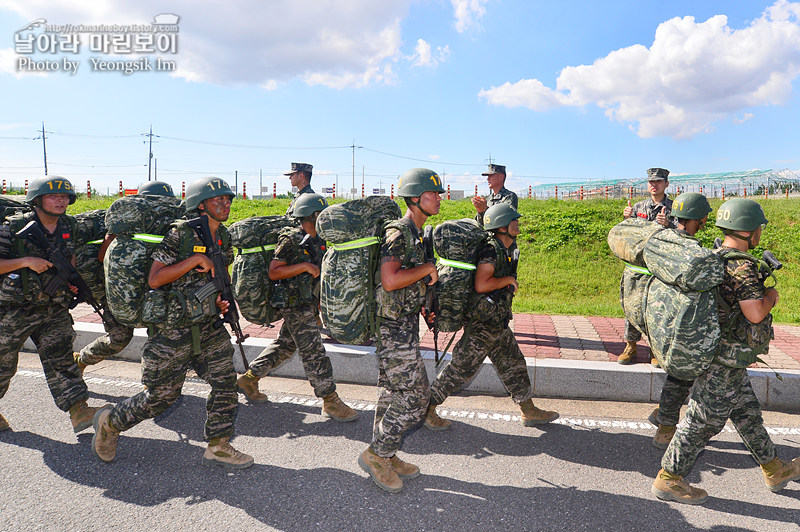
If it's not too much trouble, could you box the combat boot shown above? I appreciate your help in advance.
[519,399,559,426]
[424,403,451,431]
[0,412,9,432]
[73,351,87,376]
[651,469,708,505]
[203,437,254,469]
[236,372,269,403]
[652,425,677,450]
[92,405,119,462]
[390,454,420,479]
[617,341,638,364]
[69,399,99,433]
[651,356,660,367]
[648,407,660,426]
[358,447,403,493]
[321,392,358,422]
[761,457,800,492]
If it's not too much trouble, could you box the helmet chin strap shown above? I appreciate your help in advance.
[34,198,61,218]
[199,203,227,223]
[726,231,754,248]
[409,198,433,217]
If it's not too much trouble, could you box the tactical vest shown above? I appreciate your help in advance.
[269,227,325,309]
[468,236,516,327]
[0,211,76,307]
[141,220,230,329]
[715,249,774,369]
[375,219,427,320]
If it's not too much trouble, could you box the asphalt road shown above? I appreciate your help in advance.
[1,355,799,532]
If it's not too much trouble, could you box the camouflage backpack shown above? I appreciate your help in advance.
[432,218,487,332]
[641,230,725,380]
[228,215,298,325]
[0,195,29,223]
[104,195,185,328]
[73,209,107,304]
[317,195,402,344]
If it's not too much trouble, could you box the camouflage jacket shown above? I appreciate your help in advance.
[150,219,233,327]
[0,211,76,307]
[476,187,518,226]
[285,185,316,217]
[630,197,675,228]
[270,226,326,308]
[714,247,773,367]
[375,217,427,320]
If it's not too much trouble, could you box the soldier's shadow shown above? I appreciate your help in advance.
[3,429,775,531]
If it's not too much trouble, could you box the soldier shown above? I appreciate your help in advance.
[74,181,174,373]
[646,192,711,449]
[652,198,800,505]
[358,168,443,493]
[0,176,99,433]
[236,193,358,421]
[284,162,315,217]
[425,204,558,431]
[472,163,517,227]
[92,177,253,469]
[618,167,673,365]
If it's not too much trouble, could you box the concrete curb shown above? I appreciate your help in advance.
[32,322,800,411]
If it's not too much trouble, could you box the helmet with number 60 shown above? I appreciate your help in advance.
[715,198,768,232]
[396,168,445,197]
[25,176,77,205]
[184,176,235,211]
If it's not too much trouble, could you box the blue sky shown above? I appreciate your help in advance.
[0,0,799,197]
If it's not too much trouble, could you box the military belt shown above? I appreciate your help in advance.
[437,258,476,270]
[329,237,380,251]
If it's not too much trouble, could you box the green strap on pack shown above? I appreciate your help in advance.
[238,244,277,255]
[191,324,201,355]
[625,262,652,275]
[329,237,380,251]
[438,258,477,271]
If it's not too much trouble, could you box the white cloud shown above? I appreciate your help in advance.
[451,0,487,33]
[410,39,451,67]
[0,0,413,88]
[734,112,755,124]
[479,1,800,138]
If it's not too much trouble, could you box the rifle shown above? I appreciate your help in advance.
[299,233,322,267]
[421,225,441,363]
[16,219,105,320]
[186,215,250,367]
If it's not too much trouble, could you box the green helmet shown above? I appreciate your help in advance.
[396,168,445,197]
[484,203,521,230]
[715,198,768,232]
[184,176,234,211]
[137,180,174,197]
[669,192,711,221]
[25,176,77,205]
[292,193,328,218]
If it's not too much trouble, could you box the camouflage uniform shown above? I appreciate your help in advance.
[371,218,430,458]
[286,185,315,217]
[621,197,674,342]
[430,237,533,406]
[0,212,88,411]
[103,222,238,441]
[246,228,335,397]
[476,187,518,227]
[662,250,776,476]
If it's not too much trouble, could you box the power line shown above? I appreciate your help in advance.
[361,146,478,167]
[159,135,350,150]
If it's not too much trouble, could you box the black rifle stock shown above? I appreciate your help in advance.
[16,219,105,319]
[186,215,250,367]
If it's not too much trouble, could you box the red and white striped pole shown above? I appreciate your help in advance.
[475,184,478,197]
[580,186,584,201]
[242,182,247,200]
[629,186,633,200]
[390,184,393,200]
[333,183,336,199]
[181,182,185,199]
[605,186,609,200]
[554,186,558,200]
[722,187,726,201]
[528,185,532,198]
[87,180,91,199]
[447,184,451,200]
[273,182,276,199]
[2,180,5,195]
[119,181,123,197]
[24,179,28,195]
[361,183,364,199]
[764,186,768,199]
[743,187,747,198]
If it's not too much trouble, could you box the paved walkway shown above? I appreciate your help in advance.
[71,304,800,370]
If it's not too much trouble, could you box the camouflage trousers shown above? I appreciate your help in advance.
[0,304,87,412]
[107,320,238,442]
[371,313,430,458]
[430,321,533,405]
[78,310,134,366]
[248,304,335,398]
[662,360,775,477]
[656,375,693,426]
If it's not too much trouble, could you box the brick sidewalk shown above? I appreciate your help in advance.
[71,304,800,370]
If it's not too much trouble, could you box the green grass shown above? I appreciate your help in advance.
[68,194,800,323]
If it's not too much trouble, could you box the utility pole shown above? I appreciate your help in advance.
[35,122,51,175]
[259,169,262,199]
[350,139,362,198]
[154,158,157,180]
[142,125,159,181]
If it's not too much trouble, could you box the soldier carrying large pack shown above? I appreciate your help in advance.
[0,176,100,434]
[236,193,358,421]
[425,203,559,431]
[92,176,253,469]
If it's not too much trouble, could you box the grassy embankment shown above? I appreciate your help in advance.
[69,195,800,324]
